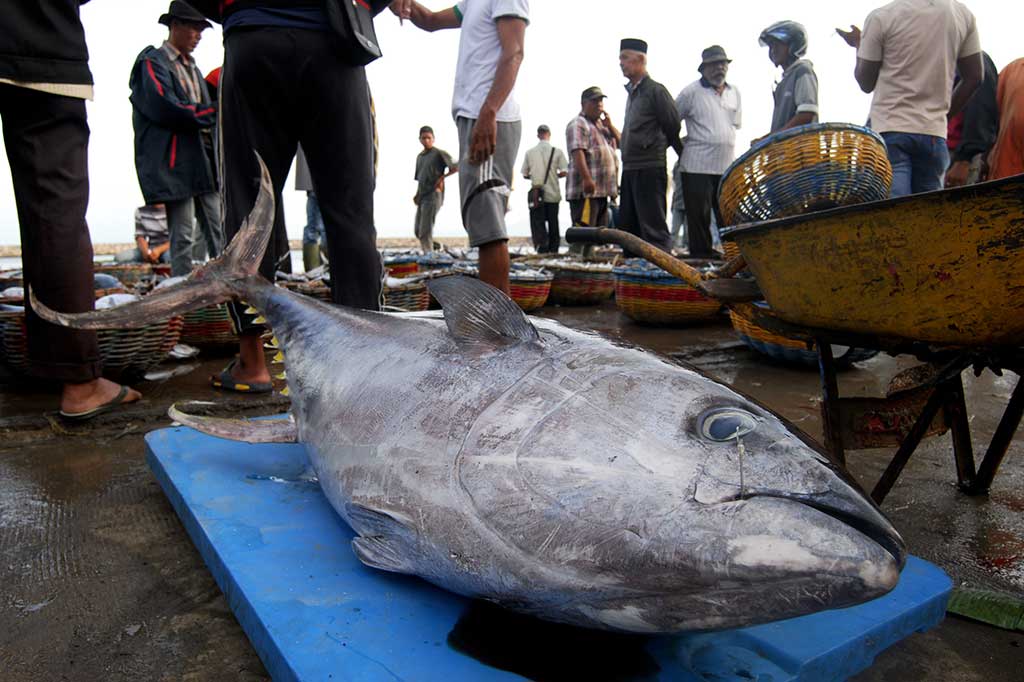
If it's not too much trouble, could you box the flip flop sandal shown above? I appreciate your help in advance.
[210,358,273,394]
[59,385,133,422]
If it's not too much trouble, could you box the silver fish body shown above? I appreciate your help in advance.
[263,284,904,633]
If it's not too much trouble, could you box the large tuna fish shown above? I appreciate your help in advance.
[33,162,905,633]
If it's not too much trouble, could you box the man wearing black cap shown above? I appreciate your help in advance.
[130,1,224,278]
[618,38,682,253]
[565,86,620,230]
[674,45,742,258]
[187,0,392,392]
[521,124,568,253]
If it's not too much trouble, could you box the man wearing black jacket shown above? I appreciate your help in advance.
[946,52,1000,187]
[130,2,225,277]
[0,0,141,418]
[189,0,394,393]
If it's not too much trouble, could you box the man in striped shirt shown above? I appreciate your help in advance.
[675,45,742,258]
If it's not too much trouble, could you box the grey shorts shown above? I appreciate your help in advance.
[456,116,522,247]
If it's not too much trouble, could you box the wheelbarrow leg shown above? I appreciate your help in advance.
[816,341,845,466]
[967,373,1024,495]
[944,372,977,492]
[871,383,949,504]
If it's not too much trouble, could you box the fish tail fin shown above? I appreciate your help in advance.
[29,153,275,330]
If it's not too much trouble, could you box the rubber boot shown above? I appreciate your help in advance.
[303,242,321,272]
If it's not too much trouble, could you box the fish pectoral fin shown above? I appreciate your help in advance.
[346,503,417,574]
[168,402,298,443]
[351,536,414,574]
[426,276,541,350]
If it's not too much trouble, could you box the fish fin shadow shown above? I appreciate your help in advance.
[426,275,541,350]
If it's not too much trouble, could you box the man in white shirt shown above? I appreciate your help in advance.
[837,0,983,197]
[675,45,742,258]
[393,0,529,294]
[521,124,568,253]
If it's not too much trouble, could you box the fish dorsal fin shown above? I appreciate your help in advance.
[426,276,541,349]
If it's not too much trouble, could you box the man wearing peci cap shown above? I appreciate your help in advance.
[521,124,568,253]
[565,86,620,229]
[675,45,742,258]
[618,38,682,253]
[129,2,225,278]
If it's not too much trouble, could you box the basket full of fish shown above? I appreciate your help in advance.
[35,164,908,634]
[613,259,721,325]
[533,258,615,306]
[452,262,553,312]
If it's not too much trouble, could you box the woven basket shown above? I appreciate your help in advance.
[416,254,456,270]
[730,303,877,367]
[180,304,238,347]
[451,264,553,312]
[0,309,182,377]
[383,255,419,278]
[613,261,721,325]
[93,263,154,287]
[383,280,430,312]
[718,123,892,226]
[535,260,615,306]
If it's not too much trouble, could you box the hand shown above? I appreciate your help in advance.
[469,111,497,165]
[945,160,970,188]
[583,177,597,197]
[836,25,861,48]
[434,177,445,193]
[144,250,158,264]
[413,194,419,206]
[389,0,413,22]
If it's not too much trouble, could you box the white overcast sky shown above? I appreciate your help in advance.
[0,0,1021,247]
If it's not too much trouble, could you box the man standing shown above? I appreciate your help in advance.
[129,1,224,278]
[189,0,389,392]
[414,126,458,252]
[988,57,1024,180]
[759,21,818,134]
[521,124,568,253]
[396,0,529,294]
[675,45,742,258]
[945,52,999,187]
[618,38,682,253]
[837,0,983,197]
[1,0,141,418]
[565,87,619,229]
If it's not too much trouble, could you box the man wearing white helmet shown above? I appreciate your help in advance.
[759,20,819,134]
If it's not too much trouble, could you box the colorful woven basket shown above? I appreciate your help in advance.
[613,261,721,325]
[452,263,553,312]
[534,259,615,306]
[730,303,877,367]
[416,253,457,270]
[717,123,892,226]
[180,304,238,347]
[0,309,182,377]
[383,280,430,312]
[382,254,419,278]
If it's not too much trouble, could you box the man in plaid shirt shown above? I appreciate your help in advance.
[565,86,620,227]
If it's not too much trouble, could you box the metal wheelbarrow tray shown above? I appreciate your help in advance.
[722,174,1024,348]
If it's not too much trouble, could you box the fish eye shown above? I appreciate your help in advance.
[699,408,759,442]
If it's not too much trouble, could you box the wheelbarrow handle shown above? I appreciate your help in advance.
[565,227,705,289]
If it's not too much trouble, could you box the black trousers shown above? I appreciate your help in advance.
[681,172,722,258]
[1,84,101,382]
[619,167,672,252]
[221,27,382,335]
[568,197,609,227]
[528,201,560,253]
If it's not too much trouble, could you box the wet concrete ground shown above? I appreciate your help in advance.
[1,302,1021,681]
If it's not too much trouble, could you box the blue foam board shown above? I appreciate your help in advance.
[146,426,952,682]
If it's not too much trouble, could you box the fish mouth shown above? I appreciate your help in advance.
[752,492,907,570]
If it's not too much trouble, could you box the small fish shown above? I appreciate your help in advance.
[31,156,904,633]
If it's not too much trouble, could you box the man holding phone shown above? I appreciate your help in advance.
[565,86,620,229]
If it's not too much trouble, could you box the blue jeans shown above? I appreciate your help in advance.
[881,132,949,198]
[303,191,325,246]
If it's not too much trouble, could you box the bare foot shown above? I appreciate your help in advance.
[61,378,142,415]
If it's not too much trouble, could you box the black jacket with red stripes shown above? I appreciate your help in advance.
[129,45,218,204]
